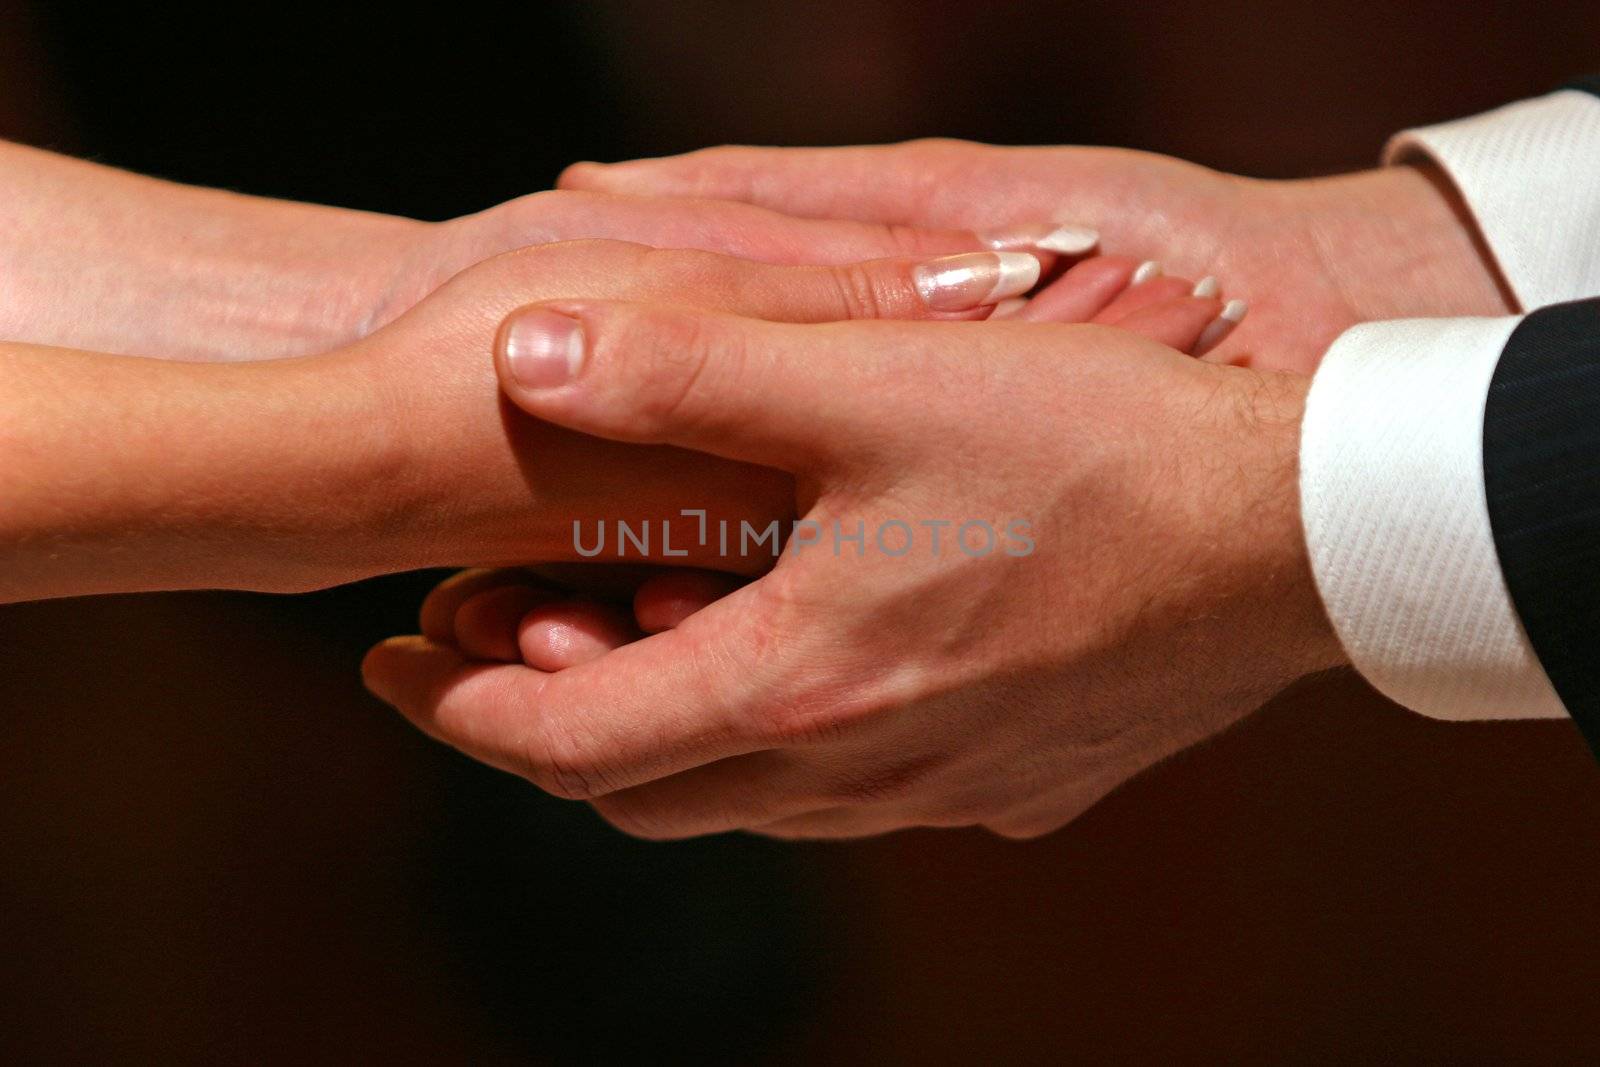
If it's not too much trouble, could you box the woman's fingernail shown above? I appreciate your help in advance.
[980,222,1099,255]
[912,252,1041,311]
[989,297,1029,319]
[499,308,585,390]
[1195,298,1249,353]
[1191,275,1219,298]
[1131,260,1162,286]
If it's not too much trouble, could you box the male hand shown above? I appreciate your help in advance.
[407,253,1236,667]
[560,140,1516,373]
[363,301,1348,840]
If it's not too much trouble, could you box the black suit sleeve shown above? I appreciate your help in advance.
[1562,74,1600,99]
[1483,299,1600,755]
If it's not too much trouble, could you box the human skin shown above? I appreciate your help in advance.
[421,254,1236,669]
[0,139,1073,364]
[0,240,1051,602]
[362,300,1348,841]
[365,140,1518,841]
[467,139,1514,671]
[557,139,1517,373]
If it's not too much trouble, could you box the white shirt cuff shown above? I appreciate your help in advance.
[1300,317,1567,720]
[1386,89,1600,311]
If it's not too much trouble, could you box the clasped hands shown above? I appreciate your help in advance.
[341,142,1507,839]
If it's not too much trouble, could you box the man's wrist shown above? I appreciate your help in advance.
[1294,164,1515,324]
[1227,368,1348,679]
[1383,88,1600,309]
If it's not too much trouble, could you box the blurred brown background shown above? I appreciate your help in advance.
[3,1,1600,1063]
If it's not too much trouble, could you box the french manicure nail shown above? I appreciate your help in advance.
[1195,299,1249,353]
[980,222,1099,256]
[912,252,1041,311]
[1131,260,1162,286]
[499,308,585,390]
[1191,275,1219,299]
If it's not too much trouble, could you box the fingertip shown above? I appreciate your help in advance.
[979,221,1099,257]
[419,568,533,644]
[634,570,743,633]
[518,600,640,672]
[455,584,561,662]
[360,635,411,699]
[1109,295,1225,353]
[908,251,1040,315]
[361,635,467,711]
[1195,298,1250,358]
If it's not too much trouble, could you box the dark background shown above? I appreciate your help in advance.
[4,2,1600,1063]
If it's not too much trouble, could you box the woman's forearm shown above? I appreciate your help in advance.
[0,339,787,602]
[0,140,426,361]
[0,342,412,600]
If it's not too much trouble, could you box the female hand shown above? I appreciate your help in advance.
[0,239,1055,601]
[0,140,1090,361]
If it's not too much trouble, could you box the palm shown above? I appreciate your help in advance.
[900,146,1362,372]
[563,140,1509,375]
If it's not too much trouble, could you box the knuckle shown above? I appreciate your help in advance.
[554,161,591,188]
[672,144,759,193]
[636,245,737,296]
[515,187,563,211]
[618,311,742,438]
[879,222,944,257]
[712,582,914,748]
[899,137,986,172]
[759,702,846,746]
[827,262,891,319]
[485,187,562,224]
[754,676,885,747]
[702,143,760,165]
[522,721,620,801]
[494,237,622,279]
[735,600,926,748]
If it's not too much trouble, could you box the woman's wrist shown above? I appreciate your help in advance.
[0,344,415,600]
[0,140,430,361]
